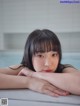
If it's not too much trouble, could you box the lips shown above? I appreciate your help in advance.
[42,70,52,72]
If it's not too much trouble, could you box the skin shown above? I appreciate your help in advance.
[18,51,80,95]
[0,65,69,97]
[32,51,59,72]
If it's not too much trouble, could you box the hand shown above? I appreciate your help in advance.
[18,67,33,76]
[18,68,70,97]
[27,77,69,97]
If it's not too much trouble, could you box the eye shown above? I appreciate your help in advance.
[37,54,43,57]
[52,53,57,57]
[35,53,44,58]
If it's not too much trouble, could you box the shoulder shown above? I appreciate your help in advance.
[9,64,23,70]
[61,64,79,73]
[0,64,24,75]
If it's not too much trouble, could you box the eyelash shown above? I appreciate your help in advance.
[52,53,57,57]
[37,54,43,57]
[36,53,57,58]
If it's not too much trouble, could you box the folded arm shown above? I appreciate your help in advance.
[19,67,80,95]
[0,65,69,97]
[0,73,29,89]
[32,71,80,95]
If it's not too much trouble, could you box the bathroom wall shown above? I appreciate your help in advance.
[0,0,80,52]
[3,32,80,52]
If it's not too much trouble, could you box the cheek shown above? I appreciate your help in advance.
[55,60,59,68]
[55,58,59,69]
[55,57,59,65]
[32,58,43,72]
[52,58,59,70]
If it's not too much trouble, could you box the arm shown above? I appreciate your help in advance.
[0,65,27,88]
[0,73,68,97]
[0,64,23,75]
[19,67,80,95]
[0,73,29,89]
[31,70,80,95]
[0,66,69,97]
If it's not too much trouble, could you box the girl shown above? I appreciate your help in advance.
[0,29,80,97]
[18,29,80,95]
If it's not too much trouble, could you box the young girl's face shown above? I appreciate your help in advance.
[32,51,59,73]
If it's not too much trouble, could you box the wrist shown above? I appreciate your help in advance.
[23,76,31,88]
[24,67,34,77]
[26,76,33,89]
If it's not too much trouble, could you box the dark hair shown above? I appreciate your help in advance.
[21,29,62,72]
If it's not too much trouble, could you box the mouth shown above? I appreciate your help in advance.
[42,70,52,72]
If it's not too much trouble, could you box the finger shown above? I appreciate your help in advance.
[53,89,68,96]
[43,89,59,97]
[17,72,21,75]
[18,69,28,76]
[55,89,70,96]
[18,72,26,76]
[46,85,69,96]
[42,85,60,97]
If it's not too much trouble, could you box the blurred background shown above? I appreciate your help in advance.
[0,0,80,68]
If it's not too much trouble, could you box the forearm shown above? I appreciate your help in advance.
[0,65,23,75]
[0,73,29,89]
[32,72,80,95]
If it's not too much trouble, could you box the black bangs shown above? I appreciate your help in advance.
[30,37,59,55]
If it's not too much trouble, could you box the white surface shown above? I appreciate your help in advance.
[0,89,80,106]
[8,99,80,106]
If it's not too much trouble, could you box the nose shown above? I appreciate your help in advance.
[44,57,51,66]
